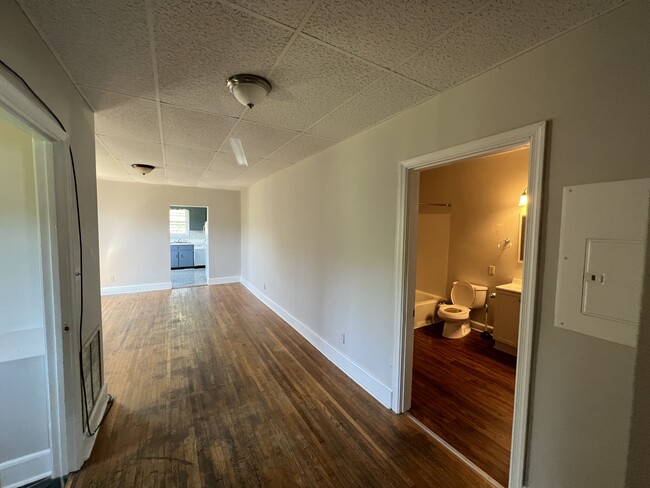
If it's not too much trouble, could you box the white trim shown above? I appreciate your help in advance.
[208,276,241,285]
[81,383,109,463]
[0,64,76,476]
[101,282,172,295]
[0,449,52,488]
[393,122,546,488]
[406,414,502,488]
[241,279,393,408]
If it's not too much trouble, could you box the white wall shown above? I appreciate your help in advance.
[97,180,241,291]
[1,0,102,478]
[242,2,650,486]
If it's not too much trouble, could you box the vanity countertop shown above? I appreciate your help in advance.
[496,278,522,293]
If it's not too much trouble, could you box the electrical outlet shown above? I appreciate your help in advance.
[488,265,496,276]
[340,333,345,344]
[263,283,266,290]
[110,275,115,282]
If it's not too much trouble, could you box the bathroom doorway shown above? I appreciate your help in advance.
[393,123,546,488]
[169,206,208,289]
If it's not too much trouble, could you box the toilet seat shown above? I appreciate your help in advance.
[437,304,470,321]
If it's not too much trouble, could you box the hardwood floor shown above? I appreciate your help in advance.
[72,284,490,487]
[410,323,517,487]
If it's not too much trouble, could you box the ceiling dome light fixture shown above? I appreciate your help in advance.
[227,74,271,109]
[131,163,156,175]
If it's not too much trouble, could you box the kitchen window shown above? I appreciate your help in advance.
[169,208,190,237]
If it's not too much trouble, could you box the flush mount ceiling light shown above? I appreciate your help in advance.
[227,74,271,109]
[131,163,155,175]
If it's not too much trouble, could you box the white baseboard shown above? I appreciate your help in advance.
[101,282,171,296]
[471,320,493,333]
[241,279,392,408]
[0,449,51,488]
[208,276,241,285]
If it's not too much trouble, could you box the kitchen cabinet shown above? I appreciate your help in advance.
[494,284,521,356]
[170,244,194,269]
[189,207,207,230]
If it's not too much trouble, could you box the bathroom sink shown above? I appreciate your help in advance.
[496,278,522,293]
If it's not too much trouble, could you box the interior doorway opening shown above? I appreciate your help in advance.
[409,147,529,486]
[169,206,208,289]
[393,122,546,488]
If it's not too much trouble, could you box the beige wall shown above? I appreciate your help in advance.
[415,211,450,297]
[1,0,100,472]
[418,149,528,323]
[97,180,241,288]
[242,2,649,486]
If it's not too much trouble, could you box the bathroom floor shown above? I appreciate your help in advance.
[171,267,207,288]
[410,323,516,487]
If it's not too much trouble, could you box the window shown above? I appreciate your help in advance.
[170,208,189,236]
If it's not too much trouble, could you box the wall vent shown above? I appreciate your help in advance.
[82,329,103,414]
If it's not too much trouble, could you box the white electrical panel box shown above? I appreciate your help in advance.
[554,178,649,347]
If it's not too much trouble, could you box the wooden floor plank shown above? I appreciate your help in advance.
[71,284,490,487]
[410,323,517,487]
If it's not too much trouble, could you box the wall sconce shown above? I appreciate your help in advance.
[518,188,528,207]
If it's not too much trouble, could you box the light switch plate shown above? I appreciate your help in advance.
[554,178,649,347]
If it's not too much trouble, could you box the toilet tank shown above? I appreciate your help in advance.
[470,283,488,309]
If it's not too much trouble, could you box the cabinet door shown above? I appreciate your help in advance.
[494,292,520,348]
[178,248,194,268]
[170,246,179,269]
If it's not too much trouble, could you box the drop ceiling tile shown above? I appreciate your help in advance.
[307,74,437,140]
[269,134,337,163]
[226,121,298,159]
[95,139,131,180]
[201,169,239,184]
[99,136,163,166]
[153,0,292,116]
[161,105,236,150]
[18,0,155,98]
[396,0,625,91]
[164,145,216,169]
[227,0,314,28]
[244,35,388,131]
[165,166,206,181]
[209,152,260,174]
[82,87,161,143]
[302,0,481,69]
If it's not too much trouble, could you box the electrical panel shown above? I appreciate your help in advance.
[554,178,649,347]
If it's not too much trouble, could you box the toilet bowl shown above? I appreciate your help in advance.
[437,281,488,339]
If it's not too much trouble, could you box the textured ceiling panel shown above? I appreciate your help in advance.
[269,133,336,163]
[244,35,388,131]
[95,138,131,180]
[303,0,481,69]
[18,0,155,99]
[201,169,240,183]
[397,0,625,91]
[227,121,298,159]
[210,152,260,174]
[83,87,161,143]
[164,145,216,169]
[161,105,236,150]
[227,0,315,28]
[99,135,163,166]
[307,74,437,140]
[153,0,292,116]
[165,165,206,181]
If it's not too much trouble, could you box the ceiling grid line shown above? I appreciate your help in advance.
[144,0,168,178]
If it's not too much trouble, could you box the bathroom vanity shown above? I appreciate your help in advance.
[493,280,522,356]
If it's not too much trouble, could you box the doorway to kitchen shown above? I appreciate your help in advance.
[169,206,208,289]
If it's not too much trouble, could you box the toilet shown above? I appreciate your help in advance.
[437,281,488,339]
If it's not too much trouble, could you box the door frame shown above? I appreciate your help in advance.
[0,63,78,477]
[169,204,210,283]
[392,122,546,488]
